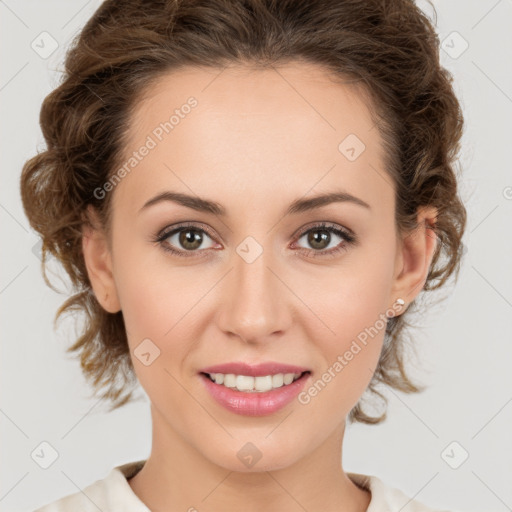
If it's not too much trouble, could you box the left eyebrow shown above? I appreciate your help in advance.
[285,191,371,215]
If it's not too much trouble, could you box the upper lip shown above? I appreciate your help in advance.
[199,362,311,377]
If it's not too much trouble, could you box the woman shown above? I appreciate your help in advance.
[21,0,466,510]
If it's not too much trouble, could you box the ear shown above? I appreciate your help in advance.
[82,205,121,313]
[389,205,438,315]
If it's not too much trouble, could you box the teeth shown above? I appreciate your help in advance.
[207,372,304,393]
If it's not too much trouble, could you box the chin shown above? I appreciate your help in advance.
[196,432,309,473]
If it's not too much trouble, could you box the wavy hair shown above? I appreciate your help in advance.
[20,0,466,423]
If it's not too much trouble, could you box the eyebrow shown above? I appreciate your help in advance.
[139,190,371,216]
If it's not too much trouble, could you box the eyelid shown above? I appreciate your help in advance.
[157,221,218,241]
[293,221,355,240]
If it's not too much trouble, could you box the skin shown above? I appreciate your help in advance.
[82,61,437,512]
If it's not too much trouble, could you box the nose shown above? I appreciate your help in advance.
[216,248,292,345]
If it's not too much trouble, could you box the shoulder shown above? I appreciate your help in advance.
[33,460,148,512]
[33,464,457,512]
[347,472,457,512]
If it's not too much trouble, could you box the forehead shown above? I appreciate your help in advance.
[114,61,391,216]
[130,61,377,142]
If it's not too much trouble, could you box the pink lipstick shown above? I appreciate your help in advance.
[198,362,311,416]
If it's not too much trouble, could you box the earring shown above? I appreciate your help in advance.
[387,298,406,319]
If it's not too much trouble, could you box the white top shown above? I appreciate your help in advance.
[33,460,453,511]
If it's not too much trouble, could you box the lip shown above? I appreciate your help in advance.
[199,371,311,416]
[199,362,310,377]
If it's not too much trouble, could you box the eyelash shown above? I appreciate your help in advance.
[152,221,357,259]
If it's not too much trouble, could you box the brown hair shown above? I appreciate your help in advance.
[20,0,466,423]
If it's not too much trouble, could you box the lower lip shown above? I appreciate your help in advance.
[199,372,310,416]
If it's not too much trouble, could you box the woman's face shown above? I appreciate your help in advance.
[85,62,430,471]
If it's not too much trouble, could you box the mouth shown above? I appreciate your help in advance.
[200,370,311,393]
[198,369,312,416]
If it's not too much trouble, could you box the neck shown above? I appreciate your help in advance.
[128,405,371,512]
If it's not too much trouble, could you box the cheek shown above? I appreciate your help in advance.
[111,229,191,340]
[110,237,209,390]
[112,250,195,407]
[298,252,394,405]
[304,252,393,346]
[114,261,169,341]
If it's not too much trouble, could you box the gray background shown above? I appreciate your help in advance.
[1,1,511,511]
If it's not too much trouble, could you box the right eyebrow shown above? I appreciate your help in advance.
[139,191,226,216]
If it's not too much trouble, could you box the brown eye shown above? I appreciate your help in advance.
[293,222,356,258]
[156,223,218,257]
[304,228,332,250]
[176,228,205,251]
[164,227,216,252]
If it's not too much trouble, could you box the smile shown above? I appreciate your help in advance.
[203,371,306,393]
[199,371,311,416]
